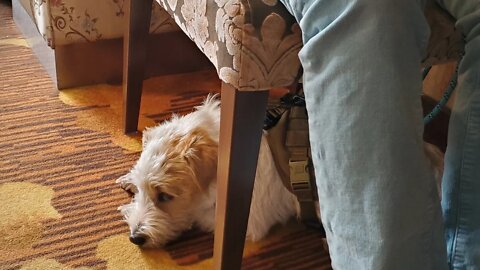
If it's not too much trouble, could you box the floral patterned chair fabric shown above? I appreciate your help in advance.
[155,0,464,91]
[156,0,302,91]
[18,0,180,48]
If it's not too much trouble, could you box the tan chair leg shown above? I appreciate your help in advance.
[123,0,153,134]
[214,82,269,270]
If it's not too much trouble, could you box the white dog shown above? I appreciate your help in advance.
[117,95,297,247]
[117,95,443,247]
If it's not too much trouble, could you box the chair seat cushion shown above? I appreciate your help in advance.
[18,0,180,48]
[156,0,303,90]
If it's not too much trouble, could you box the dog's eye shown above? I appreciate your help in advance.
[157,192,174,202]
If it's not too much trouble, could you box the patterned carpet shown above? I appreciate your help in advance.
[0,2,331,270]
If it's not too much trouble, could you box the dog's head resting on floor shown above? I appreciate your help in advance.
[119,95,220,247]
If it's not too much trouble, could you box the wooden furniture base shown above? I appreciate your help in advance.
[13,0,213,90]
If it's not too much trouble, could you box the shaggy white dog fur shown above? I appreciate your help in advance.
[117,95,444,248]
[117,96,297,247]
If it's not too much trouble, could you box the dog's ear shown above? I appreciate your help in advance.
[181,129,218,191]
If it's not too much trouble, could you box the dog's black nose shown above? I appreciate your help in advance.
[129,234,146,246]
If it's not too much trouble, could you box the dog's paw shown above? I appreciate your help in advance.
[116,174,138,195]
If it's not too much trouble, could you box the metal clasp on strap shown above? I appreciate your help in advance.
[289,159,313,202]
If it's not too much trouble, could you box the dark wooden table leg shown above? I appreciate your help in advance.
[123,0,153,134]
[214,82,269,270]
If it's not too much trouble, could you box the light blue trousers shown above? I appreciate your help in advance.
[279,0,480,269]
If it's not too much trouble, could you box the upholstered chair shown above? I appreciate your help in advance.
[12,0,211,89]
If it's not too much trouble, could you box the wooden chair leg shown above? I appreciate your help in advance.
[123,0,153,134]
[214,82,269,270]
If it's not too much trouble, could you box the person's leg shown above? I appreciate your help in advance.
[435,1,480,268]
[279,0,448,269]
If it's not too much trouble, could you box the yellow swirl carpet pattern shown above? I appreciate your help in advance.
[0,3,331,270]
